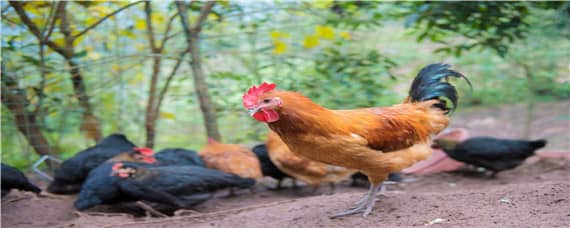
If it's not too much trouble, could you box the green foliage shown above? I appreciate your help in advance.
[403,2,533,57]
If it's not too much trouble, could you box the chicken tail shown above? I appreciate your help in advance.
[529,139,547,150]
[21,182,42,194]
[408,63,471,113]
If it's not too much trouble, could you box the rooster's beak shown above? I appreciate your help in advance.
[248,107,261,116]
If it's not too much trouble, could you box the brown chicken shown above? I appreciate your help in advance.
[199,138,263,185]
[266,130,356,192]
[243,63,468,218]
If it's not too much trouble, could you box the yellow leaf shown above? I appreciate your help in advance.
[134,19,146,30]
[160,112,176,120]
[112,64,121,71]
[74,35,86,45]
[207,13,219,21]
[339,31,351,40]
[85,17,98,26]
[129,72,144,84]
[270,31,290,39]
[272,40,287,55]
[303,35,319,49]
[312,0,334,9]
[89,5,112,16]
[151,13,164,25]
[315,25,335,40]
[53,37,65,47]
[87,51,101,60]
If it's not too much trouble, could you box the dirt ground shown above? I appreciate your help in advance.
[2,101,569,228]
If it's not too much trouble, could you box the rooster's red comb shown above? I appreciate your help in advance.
[133,147,154,156]
[242,82,276,108]
[112,162,124,171]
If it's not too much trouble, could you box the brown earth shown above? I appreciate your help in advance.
[2,101,569,228]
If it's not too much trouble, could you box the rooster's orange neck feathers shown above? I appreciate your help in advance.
[264,91,341,136]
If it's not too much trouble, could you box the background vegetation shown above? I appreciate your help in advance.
[2,1,568,169]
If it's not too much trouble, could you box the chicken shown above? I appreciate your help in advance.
[434,137,547,177]
[199,138,262,179]
[199,138,262,195]
[243,63,468,218]
[2,163,41,197]
[75,162,147,210]
[107,147,157,164]
[252,143,293,189]
[154,148,205,167]
[48,134,136,194]
[75,148,202,210]
[75,162,255,210]
[266,130,356,193]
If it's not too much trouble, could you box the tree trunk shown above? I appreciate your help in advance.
[10,1,103,143]
[143,1,161,148]
[176,1,222,141]
[67,60,103,142]
[1,71,52,157]
[521,63,535,139]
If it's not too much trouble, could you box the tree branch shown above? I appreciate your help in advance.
[193,1,215,32]
[158,12,179,51]
[9,1,68,57]
[144,1,157,51]
[176,1,221,141]
[42,1,63,42]
[154,49,189,118]
[72,0,144,40]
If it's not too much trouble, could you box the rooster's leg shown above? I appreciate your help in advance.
[330,183,381,218]
[350,182,387,209]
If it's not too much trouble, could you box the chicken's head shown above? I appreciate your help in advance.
[132,147,157,163]
[110,163,137,178]
[242,82,282,123]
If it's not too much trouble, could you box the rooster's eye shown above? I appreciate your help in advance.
[263,99,271,104]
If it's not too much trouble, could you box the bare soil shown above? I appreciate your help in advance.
[2,101,569,228]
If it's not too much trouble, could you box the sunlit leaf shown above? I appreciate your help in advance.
[134,18,146,30]
[315,25,335,40]
[87,51,101,60]
[207,13,219,21]
[303,35,319,49]
[160,112,176,120]
[53,37,65,47]
[339,31,351,40]
[151,13,165,25]
[270,31,290,39]
[312,0,334,9]
[272,40,287,54]
[85,16,99,26]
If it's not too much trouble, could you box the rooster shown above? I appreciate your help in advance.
[243,63,469,218]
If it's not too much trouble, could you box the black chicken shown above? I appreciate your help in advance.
[434,137,547,177]
[75,162,255,210]
[2,163,42,197]
[48,134,136,194]
[154,148,205,166]
[252,144,293,189]
[74,162,153,210]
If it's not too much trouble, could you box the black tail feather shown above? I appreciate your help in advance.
[409,63,470,113]
[529,139,547,149]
